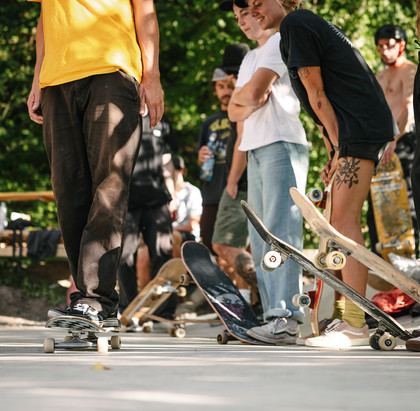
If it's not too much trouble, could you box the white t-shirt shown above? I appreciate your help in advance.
[236,33,307,151]
[172,182,203,240]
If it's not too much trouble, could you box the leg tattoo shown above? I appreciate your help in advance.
[336,158,360,189]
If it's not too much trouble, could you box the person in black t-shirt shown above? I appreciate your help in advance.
[237,0,397,348]
[196,68,233,252]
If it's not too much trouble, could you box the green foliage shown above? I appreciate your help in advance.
[0,0,418,247]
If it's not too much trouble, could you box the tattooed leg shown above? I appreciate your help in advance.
[336,157,361,190]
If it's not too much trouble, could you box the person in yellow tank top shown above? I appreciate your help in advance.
[26,0,164,324]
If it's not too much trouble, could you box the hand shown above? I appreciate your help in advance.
[321,152,338,185]
[198,145,212,165]
[226,181,238,200]
[27,83,43,124]
[382,140,396,164]
[139,74,164,128]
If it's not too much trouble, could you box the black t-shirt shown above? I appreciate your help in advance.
[225,122,247,192]
[129,114,177,209]
[280,9,394,146]
[196,110,230,205]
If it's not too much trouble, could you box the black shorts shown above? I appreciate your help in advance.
[338,142,388,169]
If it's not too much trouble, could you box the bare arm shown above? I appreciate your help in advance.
[27,8,44,124]
[396,64,416,135]
[298,66,339,147]
[226,122,247,199]
[228,86,269,122]
[231,68,277,107]
[417,0,420,37]
[132,0,164,128]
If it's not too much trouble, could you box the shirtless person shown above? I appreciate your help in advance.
[369,25,418,253]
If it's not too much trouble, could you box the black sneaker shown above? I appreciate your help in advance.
[48,304,120,328]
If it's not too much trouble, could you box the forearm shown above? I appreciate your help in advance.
[227,123,247,185]
[132,0,160,81]
[417,0,420,36]
[228,100,257,122]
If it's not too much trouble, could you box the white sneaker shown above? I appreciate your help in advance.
[305,319,369,348]
[247,317,298,345]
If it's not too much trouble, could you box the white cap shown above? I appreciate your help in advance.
[212,67,227,82]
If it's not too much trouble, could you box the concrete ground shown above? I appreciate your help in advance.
[1,300,420,411]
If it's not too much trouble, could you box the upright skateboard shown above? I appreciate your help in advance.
[370,153,415,262]
[289,187,420,304]
[120,258,189,337]
[181,241,271,345]
[44,316,121,353]
[305,173,335,336]
[242,200,414,350]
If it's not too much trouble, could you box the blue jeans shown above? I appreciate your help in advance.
[247,141,309,323]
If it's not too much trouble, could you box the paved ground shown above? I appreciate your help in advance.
[1,314,420,411]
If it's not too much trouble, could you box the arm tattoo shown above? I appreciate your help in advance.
[336,158,360,189]
[297,67,310,80]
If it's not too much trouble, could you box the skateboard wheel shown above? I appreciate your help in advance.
[174,328,186,338]
[292,293,311,308]
[326,251,346,270]
[262,251,282,271]
[153,285,163,296]
[217,332,230,344]
[306,188,322,203]
[44,338,55,354]
[110,335,121,349]
[143,325,152,333]
[369,334,381,350]
[375,242,384,254]
[378,333,396,351]
[180,273,192,286]
[314,252,328,270]
[97,337,109,353]
[177,286,187,298]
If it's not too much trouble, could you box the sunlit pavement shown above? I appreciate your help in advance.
[0,318,419,411]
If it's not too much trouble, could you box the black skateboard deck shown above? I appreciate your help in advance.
[181,241,271,345]
[44,315,121,353]
[242,200,413,350]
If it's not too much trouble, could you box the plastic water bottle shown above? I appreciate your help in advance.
[200,132,217,182]
[0,202,7,229]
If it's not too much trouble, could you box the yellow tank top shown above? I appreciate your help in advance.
[29,0,142,88]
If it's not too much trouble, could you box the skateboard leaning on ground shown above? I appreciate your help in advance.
[44,316,121,353]
[369,153,416,290]
[181,241,272,345]
[120,258,189,338]
[289,186,420,304]
[242,199,414,350]
[305,173,336,337]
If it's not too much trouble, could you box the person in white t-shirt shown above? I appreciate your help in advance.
[226,1,309,344]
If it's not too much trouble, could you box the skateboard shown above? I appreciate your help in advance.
[120,258,189,337]
[181,241,271,345]
[305,173,336,337]
[44,316,121,353]
[241,200,414,350]
[369,153,416,290]
[289,186,420,304]
[370,153,415,262]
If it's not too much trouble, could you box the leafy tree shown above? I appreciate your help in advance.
[0,0,418,244]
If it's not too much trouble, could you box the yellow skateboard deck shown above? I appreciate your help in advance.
[370,153,415,262]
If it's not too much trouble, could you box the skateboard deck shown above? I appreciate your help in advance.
[120,258,188,331]
[370,153,415,262]
[369,153,416,290]
[181,241,271,345]
[289,187,420,304]
[44,316,121,353]
[241,200,413,350]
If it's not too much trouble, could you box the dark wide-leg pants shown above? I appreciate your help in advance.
[41,71,142,317]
